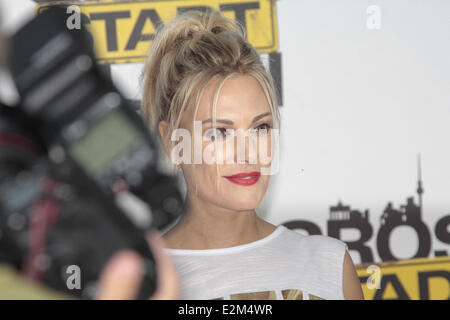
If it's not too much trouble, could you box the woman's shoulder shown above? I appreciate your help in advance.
[279,226,348,255]
[277,226,348,299]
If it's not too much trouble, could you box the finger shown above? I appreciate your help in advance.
[96,250,144,300]
[147,230,180,300]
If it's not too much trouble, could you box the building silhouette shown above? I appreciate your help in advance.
[329,201,369,221]
[380,154,424,226]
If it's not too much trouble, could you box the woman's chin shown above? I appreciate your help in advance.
[221,196,263,211]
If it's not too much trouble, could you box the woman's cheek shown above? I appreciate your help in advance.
[258,132,272,164]
[202,140,218,165]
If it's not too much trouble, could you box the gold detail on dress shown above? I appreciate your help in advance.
[282,289,304,300]
[230,290,277,300]
[309,293,325,300]
[210,289,326,300]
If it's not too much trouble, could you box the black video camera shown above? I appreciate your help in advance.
[0,7,184,299]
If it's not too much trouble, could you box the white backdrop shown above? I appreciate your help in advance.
[1,0,449,265]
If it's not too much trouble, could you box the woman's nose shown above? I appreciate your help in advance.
[233,129,258,165]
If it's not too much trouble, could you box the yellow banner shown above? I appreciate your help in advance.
[36,0,278,64]
[357,256,450,300]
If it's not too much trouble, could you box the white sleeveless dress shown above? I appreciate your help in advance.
[165,225,348,300]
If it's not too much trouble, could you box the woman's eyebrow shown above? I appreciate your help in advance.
[201,118,233,125]
[251,112,272,123]
[201,112,272,125]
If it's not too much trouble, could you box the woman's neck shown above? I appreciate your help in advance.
[163,196,276,250]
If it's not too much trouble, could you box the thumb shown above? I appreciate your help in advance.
[96,250,144,300]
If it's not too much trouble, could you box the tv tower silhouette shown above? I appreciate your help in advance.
[379,154,425,225]
[417,153,424,218]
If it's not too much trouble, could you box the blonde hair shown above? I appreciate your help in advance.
[141,9,280,138]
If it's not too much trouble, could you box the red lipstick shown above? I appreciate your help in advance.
[223,171,261,186]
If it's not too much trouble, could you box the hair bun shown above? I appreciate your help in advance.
[211,26,223,34]
[174,9,244,42]
[141,8,279,133]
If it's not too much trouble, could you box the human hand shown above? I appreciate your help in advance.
[96,230,179,300]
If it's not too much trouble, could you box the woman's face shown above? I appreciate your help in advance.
[176,74,274,211]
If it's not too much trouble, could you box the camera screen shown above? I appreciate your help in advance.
[69,109,140,177]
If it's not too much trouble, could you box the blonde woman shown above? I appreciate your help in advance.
[141,9,363,300]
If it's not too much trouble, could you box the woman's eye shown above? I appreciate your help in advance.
[254,123,272,134]
[204,128,227,142]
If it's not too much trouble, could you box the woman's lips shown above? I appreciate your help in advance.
[223,171,261,186]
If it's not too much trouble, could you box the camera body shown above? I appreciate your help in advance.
[0,7,184,299]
